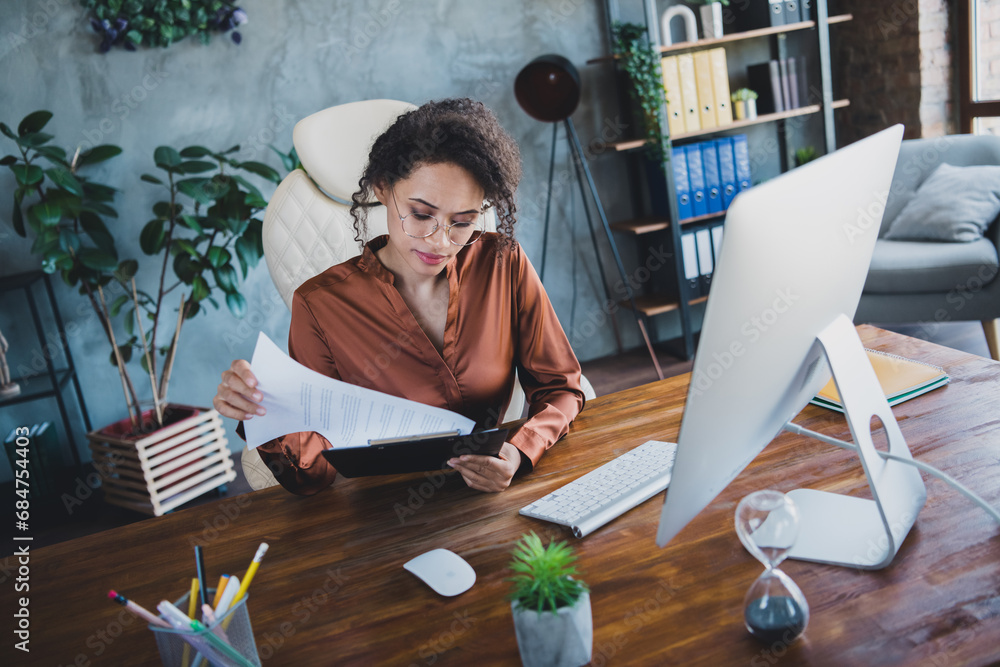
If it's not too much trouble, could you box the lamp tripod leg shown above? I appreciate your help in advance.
[539,123,558,282]
[564,119,664,380]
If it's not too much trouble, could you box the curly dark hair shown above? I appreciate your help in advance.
[350,98,522,255]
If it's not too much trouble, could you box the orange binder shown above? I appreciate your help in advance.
[810,349,949,413]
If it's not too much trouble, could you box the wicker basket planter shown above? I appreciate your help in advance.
[87,404,235,516]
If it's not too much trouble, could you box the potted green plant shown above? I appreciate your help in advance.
[612,22,668,168]
[795,146,819,166]
[3,110,290,513]
[732,88,759,120]
[691,0,730,39]
[508,532,592,667]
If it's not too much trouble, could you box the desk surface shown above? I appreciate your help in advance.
[16,326,1000,666]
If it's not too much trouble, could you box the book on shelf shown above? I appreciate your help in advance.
[809,349,950,413]
[747,60,784,114]
[731,0,785,31]
[708,48,733,126]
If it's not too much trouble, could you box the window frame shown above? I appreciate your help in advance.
[958,0,1000,133]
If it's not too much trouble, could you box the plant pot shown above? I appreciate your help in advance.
[700,3,724,39]
[511,592,592,667]
[86,403,235,516]
[734,99,758,120]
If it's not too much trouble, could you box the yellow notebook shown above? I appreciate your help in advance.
[810,349,949,413]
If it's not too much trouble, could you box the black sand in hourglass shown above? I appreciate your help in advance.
[745,594,808,644]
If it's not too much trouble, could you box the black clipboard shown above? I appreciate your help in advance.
[321,428,508,478]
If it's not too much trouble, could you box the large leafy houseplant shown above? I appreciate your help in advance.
[508,532,592,667]
[3,110,284,432]
[612,21,668,167]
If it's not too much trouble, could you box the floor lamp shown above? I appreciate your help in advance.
[514,54,664,380]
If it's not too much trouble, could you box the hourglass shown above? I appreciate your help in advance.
[735,490,809,644]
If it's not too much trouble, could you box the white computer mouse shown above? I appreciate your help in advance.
[403,548,476,597]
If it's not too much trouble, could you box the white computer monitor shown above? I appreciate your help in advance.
[656,125,927,569]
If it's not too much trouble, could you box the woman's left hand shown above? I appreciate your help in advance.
[448,442,522,492]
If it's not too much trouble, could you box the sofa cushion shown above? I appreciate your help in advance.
[864,237,999,294]
[884,163,1000,242]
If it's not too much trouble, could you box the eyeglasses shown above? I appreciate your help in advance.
[390,187,485,247]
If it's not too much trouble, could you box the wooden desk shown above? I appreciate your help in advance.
[16,326,1000,665]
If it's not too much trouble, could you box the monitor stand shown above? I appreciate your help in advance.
[782,314,927,570]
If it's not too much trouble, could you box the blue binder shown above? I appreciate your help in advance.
[701,141,723,215]
[715,138,738,209]
[732,134,752,193]
[685,143,708,217]
[671,147,693,220]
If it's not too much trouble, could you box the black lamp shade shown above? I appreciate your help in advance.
[514,54,581,122]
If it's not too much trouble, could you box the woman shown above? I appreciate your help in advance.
[214,98,585,495]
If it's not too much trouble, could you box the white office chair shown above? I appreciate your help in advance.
[241,100,595,490]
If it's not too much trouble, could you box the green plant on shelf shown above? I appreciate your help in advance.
[732,88,759,102]
[612,21,668,167]
[795,146,819,166]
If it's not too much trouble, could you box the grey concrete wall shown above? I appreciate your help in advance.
[0,0,659,474]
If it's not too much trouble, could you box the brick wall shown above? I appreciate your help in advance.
[833,0,957,143]
[918,0,953,137]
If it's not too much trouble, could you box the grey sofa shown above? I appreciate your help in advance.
[855,134,1000,360]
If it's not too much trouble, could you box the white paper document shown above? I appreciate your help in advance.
[243,332,475,450]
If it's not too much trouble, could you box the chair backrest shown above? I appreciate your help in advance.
[882,134,1000,237]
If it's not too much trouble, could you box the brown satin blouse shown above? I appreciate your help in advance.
[255,233,585,495]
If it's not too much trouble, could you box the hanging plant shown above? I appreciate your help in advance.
[80,1,248,53]
[611,21,668,167]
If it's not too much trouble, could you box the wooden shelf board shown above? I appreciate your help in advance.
[587,14,853,64]
[611,100,849,151]
[611,217,671,235]
[679,211,726,226]
[621,294,708,317]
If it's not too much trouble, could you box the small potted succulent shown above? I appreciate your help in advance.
[732,88,759,120]
[508,532,592,667]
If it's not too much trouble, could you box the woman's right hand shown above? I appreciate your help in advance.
[213,359,266,421]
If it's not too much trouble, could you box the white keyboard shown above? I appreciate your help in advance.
[520,440,678,538]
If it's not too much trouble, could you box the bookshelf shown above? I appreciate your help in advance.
[594,0,850,357]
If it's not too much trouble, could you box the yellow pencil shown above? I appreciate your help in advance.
[233,543,269,604]
[182,578,199,667]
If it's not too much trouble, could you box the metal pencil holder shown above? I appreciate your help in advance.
[150,591,260,667]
